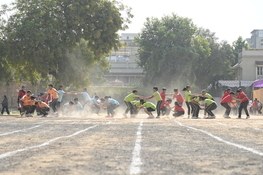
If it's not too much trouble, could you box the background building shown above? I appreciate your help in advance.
[233,48,263,81]
[246,29,263,49]
[105,33,145,86]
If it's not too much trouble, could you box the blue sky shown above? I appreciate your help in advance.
[1,0,263,43]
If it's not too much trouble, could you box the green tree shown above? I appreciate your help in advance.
[232,36,249,65]
[135,14,198,87]
[136,14,234,89]
[194,28,235,88]
[0,0,132,87]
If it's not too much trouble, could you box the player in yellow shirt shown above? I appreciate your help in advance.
[144,86,162,118]
[123,90,143,118]
[138,99,156,119]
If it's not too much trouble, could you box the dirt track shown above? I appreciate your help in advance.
[0,114,263,175]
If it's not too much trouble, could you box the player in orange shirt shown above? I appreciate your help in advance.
[43,84,59,115]
[20,91,36,117]
[35,101,50,117]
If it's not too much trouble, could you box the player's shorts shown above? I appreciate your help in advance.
[146,107,155,112]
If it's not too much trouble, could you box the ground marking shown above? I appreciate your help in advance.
[215,122,239,128]
[215,122,228,126]
[130,120,144,175]
[68,122,77,124]
[254,128,263,131]
[0,125,41,137]
[174,120,263,157]
[0,121,112,159]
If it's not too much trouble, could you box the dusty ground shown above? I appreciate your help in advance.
[0,113,263,175]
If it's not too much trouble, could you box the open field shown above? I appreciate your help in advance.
[0,114,263,175]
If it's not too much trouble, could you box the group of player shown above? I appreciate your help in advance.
[17,84,120,117]
[123,87,185,119]
[123,85,253,119]
[123,86,217,119]
[16,83,253,119]
[184,86,252,119]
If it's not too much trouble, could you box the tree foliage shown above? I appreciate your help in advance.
[0,0,132,87]
[232,36,249,65]
[135,14,234,89]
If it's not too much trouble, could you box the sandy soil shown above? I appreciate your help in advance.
[0,113,263,175]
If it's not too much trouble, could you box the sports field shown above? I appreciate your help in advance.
[0,114,263,175]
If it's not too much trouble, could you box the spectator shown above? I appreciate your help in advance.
[1,95,10,115]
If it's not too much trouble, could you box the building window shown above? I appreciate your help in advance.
[127,36,129,40]
[257,67,263,75]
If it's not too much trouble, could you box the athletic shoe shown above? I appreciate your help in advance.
[192,116,199,119]
[147,115,154,119]
[236,117,242,119]
[53,112,58,115]
[130,115,136,118]
[246,116,250,119]
[123,113,127,118]
[224,115,231,118]
[206,116,215,119]
[156,116,160,118]
[25,114,30,117]
[105,115,112,118]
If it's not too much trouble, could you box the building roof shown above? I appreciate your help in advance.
[218,80,254,87]
[251,29,263,34]
[232,61,243,69]
[255,61,263,65]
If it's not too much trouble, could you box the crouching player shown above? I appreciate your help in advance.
[130,100,142,118]
[21,93,36,117]
[35,101,50,117]
[160,99,172,116]
[101,96,120,117]
[173,102,185,117]
[138,99,156,119]
[63,101,75,116]
[199,97,217,119]
[91,96,101,115]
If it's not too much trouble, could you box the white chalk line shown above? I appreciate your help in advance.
[130,120,143,175]
[174,120,263,157]
[0,121,112,159]
[0,125,41,137]
[215,122,239,128]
